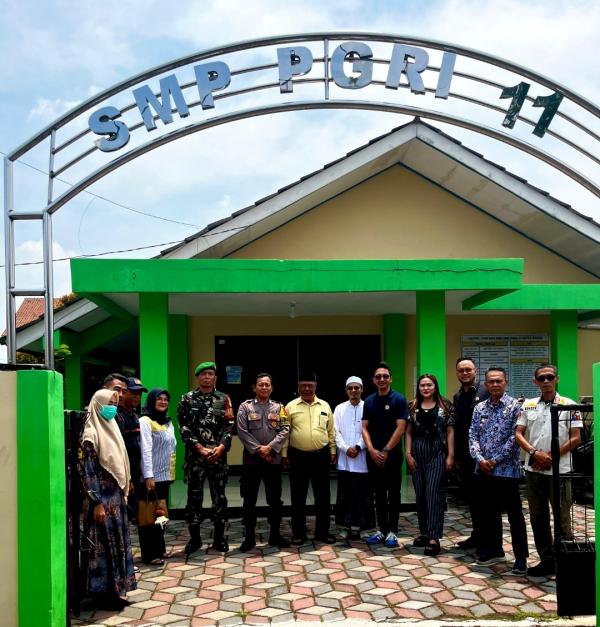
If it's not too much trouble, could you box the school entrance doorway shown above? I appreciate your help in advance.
[215,334,382,411]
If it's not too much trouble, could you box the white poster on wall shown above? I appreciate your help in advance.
[461,334,549,398]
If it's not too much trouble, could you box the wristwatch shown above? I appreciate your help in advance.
[528,447,537,457]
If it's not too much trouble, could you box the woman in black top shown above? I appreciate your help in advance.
[405,374,455,556]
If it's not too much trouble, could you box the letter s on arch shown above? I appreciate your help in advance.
[89,106,131,152]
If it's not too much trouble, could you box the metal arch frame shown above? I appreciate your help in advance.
[42,101,600,214]
[4,32,600,369]
[8,31,600,160]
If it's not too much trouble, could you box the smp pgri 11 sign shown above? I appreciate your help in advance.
[89,40,563,152]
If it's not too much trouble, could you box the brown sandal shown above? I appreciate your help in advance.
[149,558,165,565]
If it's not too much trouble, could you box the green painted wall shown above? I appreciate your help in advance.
[17,369,66,627]
[551,311,579,400]
[416,291,447,395]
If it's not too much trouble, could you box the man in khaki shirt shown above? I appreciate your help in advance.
[282,370,336,545]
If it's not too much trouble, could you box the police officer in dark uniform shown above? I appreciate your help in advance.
[453,357,489,550]
[236,373,290,552]
[177,361,233,555]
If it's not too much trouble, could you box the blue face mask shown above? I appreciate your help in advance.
[100,405,117,420]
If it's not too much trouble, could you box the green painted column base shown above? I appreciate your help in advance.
[17,369,66,627]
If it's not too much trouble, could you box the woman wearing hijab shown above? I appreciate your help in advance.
[138,388,177,565]
[80,388,137,610]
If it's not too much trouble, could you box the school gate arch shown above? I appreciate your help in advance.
[3,33,600,627]
[4,32,600,367]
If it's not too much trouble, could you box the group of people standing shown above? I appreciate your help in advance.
[78,356,581,610]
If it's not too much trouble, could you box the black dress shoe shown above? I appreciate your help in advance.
[291,536,307,546]
[412,535,429,548]
[527,560,555,577]
[212,538,229,553]
[184,538,203,556]
[240,538,256,552]
[269,534,291,548]
[314,533,336,544]
[457,536,478,550]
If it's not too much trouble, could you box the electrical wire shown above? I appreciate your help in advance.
[0,222,246,268]
[0,149,203,228]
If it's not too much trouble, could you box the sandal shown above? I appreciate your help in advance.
[149,557,165,565]
[424,540,441,556]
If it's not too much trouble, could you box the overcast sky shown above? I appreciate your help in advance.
[1,0,599,362]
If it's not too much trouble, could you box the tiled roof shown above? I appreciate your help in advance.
[1,297,64,338]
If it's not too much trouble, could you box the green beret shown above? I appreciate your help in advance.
[194,361,217,376]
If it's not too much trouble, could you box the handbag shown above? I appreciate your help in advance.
[138,490,158,526]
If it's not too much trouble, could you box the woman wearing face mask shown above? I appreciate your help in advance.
[80,388,137,610]
[405,374,455,556]
[138,388,177,565]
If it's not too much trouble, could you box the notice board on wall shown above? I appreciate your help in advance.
[461,334,550,398]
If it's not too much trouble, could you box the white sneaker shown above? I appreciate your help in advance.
[338,528,349,540]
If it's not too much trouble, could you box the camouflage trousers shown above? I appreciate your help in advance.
[184,461,229,527]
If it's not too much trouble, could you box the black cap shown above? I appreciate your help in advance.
[126,377,148,393]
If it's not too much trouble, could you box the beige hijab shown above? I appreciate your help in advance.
[81,388,131,494]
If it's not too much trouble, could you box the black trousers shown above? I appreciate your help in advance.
[476,474,529,560]
[367,453,402,535]
[288,446,331,538]
[456,455,484,546]
[240,463,283,533]
[412,439,446,540]
[137,481,169,563]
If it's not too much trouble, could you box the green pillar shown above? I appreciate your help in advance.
[550,310,578,400]
[168,315,188,480]
[139,293,169,389]
[594,362,600,623]
[17,369,66,627]
[416,290,447,395]
[383,314,406,395]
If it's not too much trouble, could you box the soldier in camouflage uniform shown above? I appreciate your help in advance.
[236,373,291,552]
[177,361,233,554]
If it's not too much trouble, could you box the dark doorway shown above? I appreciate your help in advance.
[215,335,381,411]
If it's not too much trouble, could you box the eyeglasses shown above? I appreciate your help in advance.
[374,374,390,380]
[347,386,361,391]
[536,374,556,382]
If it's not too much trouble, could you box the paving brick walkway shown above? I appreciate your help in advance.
[72,500,594,626]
